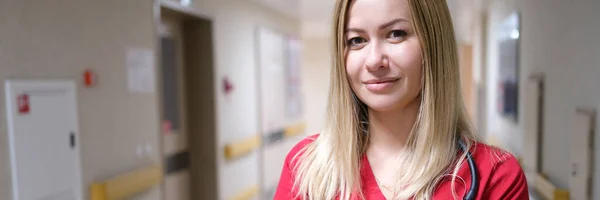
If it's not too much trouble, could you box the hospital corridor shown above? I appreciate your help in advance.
[0,0,599,199]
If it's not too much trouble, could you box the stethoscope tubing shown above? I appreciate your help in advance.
[458,139,479,200]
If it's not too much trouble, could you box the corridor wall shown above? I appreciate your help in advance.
[483,0,600,196]
[0,0,300,199]
[0,1,159,199]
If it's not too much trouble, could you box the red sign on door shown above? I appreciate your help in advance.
[18,94,30,115]
[162,120,172,135]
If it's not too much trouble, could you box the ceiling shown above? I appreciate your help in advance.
[249,0,483,43]
[249,0,301,19]
[248,0,335,22]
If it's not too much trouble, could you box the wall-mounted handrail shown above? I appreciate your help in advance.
[224,134,262,160]
[90,164,162,200]
[534,173,569,200]
[224,122,306,160]
[228,184,259,200]
[283,122,306,138]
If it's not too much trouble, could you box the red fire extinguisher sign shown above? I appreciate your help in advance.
[18,94,30,115]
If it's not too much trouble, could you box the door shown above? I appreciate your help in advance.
[569,109,595,200]
[160,9,190,200]
[258,27,288,198]
[5,80,82,200]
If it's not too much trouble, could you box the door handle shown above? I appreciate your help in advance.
[572,163,577,177]
[70,131,76,149]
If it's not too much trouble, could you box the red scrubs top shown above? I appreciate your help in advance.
[274,135,529,200]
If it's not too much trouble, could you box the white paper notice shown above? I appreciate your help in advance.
[127,48,155,93]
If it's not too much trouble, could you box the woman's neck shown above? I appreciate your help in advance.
[367,99,420,155]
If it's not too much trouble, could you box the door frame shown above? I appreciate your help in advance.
[524,73,544,174]
[4,80,83,200]
[570,108,595,200]
[153,1,217,199]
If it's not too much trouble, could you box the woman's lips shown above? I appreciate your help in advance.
[363,78,400,92]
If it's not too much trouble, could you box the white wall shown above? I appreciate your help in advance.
[0,0,160,199]
[300,36,331,135]
[300,8,333,136]
[484,0,600,193]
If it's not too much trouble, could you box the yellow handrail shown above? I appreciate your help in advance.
[535,173,569,200]
[224,134,262,160]
[284,122,306,138]
[223,122,306,160]
[90,164,162,200]
[229,184,260,200]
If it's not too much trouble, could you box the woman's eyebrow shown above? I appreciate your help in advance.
[345,27,365,33]
[345,18,409,33]
[378,18,408,30]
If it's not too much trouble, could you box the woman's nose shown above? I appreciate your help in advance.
[365,42,388,71]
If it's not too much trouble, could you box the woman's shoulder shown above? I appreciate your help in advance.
[284,134,320,164]
[470,142,521,169]
[470,142,529,198]
[290,134,320,153]
[436,142,529,199]
[275,134,320,199]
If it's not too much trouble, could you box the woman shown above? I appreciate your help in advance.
[275,0,529,199]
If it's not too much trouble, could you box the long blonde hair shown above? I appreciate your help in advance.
[292,0,479,199]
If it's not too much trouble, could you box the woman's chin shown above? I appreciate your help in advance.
[360,93,418,113]
[363,100,402,112]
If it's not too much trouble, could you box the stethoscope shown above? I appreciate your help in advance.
[457,139,479,200]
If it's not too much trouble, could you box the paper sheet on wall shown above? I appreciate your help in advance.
[126,48,155,93]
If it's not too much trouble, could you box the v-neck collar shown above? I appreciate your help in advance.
[361,154,388,199]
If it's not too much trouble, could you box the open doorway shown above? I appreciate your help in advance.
[158,4,217,200]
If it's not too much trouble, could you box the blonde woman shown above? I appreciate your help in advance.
[275,0,528,199]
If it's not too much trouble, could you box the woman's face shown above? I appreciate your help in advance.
[345,0,423,112]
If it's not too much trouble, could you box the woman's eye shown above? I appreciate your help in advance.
[388,30,407,40]
[347,37,366,46]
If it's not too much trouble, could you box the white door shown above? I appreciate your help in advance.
[258,27,288,198]
[569,109,595,200]
[5,80,83,200]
